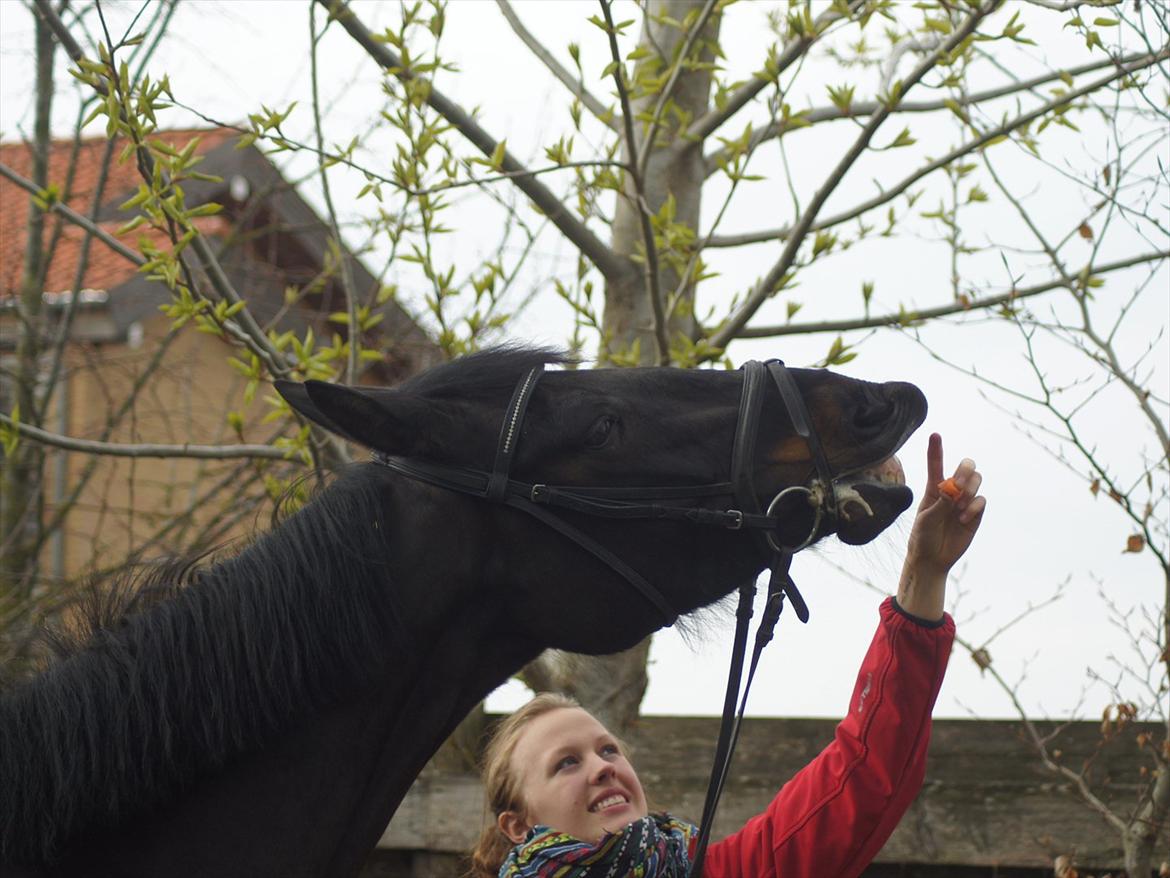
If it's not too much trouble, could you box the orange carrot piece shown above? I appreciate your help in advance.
[937,477,962,501]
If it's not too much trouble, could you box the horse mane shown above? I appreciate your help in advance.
[0,466,408,863]
[397,344,572,399]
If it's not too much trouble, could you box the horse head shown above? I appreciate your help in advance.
[277,346,927,655]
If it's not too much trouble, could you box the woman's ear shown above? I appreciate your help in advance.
[497,810,531,845]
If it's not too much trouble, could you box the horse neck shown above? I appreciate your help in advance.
[0,470,425,867]
[57,604,536,878]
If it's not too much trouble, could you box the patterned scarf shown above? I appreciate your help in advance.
[498,813,696,878]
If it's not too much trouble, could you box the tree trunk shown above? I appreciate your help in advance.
[603,0,720,364]
[1,9,56,598]
[540,0,721,732]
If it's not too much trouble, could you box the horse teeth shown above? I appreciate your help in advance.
[856,455,905,486]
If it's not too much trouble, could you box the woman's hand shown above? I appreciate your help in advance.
[896,433,986,622]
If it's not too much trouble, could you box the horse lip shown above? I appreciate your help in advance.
[843,455,905,488]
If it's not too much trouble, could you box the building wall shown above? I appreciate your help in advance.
[45,312,291,580]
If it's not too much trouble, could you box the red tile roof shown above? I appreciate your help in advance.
[0,128,237,300]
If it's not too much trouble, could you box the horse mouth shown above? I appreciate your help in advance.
[834,455,914,545]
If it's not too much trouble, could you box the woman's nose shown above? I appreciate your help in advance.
[589,758,615,784]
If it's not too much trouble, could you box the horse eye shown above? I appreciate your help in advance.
[585,415,617,449]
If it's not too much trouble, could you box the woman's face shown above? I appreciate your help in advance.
[498,707,649,844]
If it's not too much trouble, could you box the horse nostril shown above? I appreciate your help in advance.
[854,401,894,433]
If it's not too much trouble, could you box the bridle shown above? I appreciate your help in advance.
[371,359,840,877]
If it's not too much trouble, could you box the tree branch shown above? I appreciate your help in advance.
[0,413,289,461]
[683,0,863,143]
[683,0,865,142]
[32,0,294,383]
[703,47,1169,250]
[321,0,634,286]
[309,2,359,384]
[702,49,1161,179]
[707,0,1002,351]
[735,249,1168,337]
[494,0,617,132]
[0,160,144,265]
[951,628,1131,835]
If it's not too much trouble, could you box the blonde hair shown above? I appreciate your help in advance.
[468,693,580,878]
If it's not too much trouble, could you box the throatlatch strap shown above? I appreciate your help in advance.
[505,494,678,626]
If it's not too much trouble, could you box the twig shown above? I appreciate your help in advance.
[703,47,1170,250]
[683,0,863,143]
[0,413,289,461]
[703,48,1163,177]
[167,98,628,199]
[321,0,634,287]
[733,254,1165,339]
[707,1,1003,351]
[494,0,616,131]
[0,161,143,265]
[32,0,294,383]
[309,2,359,384]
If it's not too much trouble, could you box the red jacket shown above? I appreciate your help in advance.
[702,596,954,878]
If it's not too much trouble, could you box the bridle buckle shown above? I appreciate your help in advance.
[727,510,744,530]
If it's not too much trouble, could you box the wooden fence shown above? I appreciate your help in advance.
[361,716,1165,877]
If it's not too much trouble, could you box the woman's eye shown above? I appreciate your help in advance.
[600,743,619,757]
[585,415,617,449]
[554,755,578,772]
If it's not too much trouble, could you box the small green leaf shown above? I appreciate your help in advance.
[489,139,507,171]
[1,403,19,456]
[116,215,148,236]
[186,202,223,217]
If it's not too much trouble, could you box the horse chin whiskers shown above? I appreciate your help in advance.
[673,595,736,649]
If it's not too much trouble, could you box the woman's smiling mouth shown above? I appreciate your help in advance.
[589,793,629,813]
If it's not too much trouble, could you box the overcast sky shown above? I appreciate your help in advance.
[1,0,1167,722]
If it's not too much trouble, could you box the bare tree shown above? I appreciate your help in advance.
[2,0,1166,760]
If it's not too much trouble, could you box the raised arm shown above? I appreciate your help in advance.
[702,433,985,878]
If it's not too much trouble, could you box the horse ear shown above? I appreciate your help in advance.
[275,380,437,455]
[274,380,365,445]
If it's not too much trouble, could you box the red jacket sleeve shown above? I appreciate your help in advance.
[701,596,954,878]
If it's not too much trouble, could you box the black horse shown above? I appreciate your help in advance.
[0,346,926,877]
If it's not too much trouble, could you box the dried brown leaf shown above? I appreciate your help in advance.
[971,647,992,673]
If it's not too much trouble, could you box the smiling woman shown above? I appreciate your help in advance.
[470,435,986,878]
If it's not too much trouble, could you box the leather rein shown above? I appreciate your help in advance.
[371,359,840,877]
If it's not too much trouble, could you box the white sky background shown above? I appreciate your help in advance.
[1,0,1167,721]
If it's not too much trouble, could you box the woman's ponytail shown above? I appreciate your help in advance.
[466,693,580,877]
